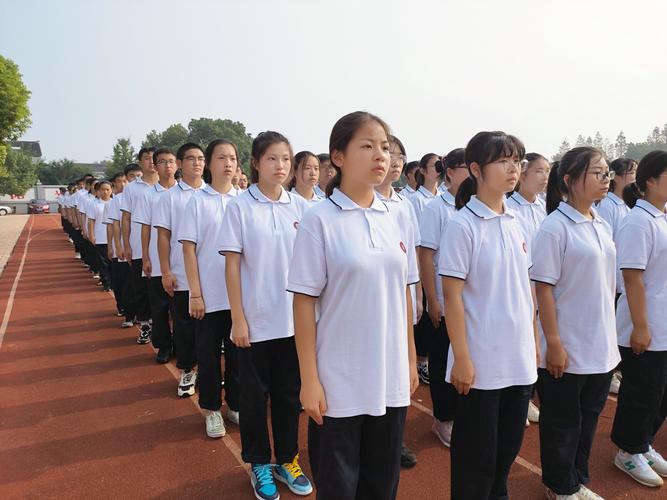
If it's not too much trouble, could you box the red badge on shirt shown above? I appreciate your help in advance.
[400,241,407,254]
[293,221,299,230]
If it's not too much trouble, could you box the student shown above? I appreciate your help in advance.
[155,143,206,396]
[610,150,667,487]
[440,131,537,499]
[239,171,249,190]
[289,112,419,500]
[133,148,177,364]
[314,153,335,197]
[402,160,419,195]
[419,147,469,448]
[180,139,241,438]
[103,172,129,318]
[121,149,157,344]
[531,146,620,500]
[232,166,241,190]
[87,181,113,291]
[220,131,311,500]
[288,151,323,205]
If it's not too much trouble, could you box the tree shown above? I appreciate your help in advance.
[142,123,188,152]
[648,126,663,144]
[38,158,90,185]
[575,135,586,146]
[552,139,570,161]
[0,147,38,195]
[0,56,32,175]
[614,131,628,158]
[107,137,135,177]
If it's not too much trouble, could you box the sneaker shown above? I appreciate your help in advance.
[251,464,279,500]
[178,370,197,397]
[432,419,453,447]
[136,324,151,344]
[226,408,239,425]
[273,454,313,496]
[525,418,531,428]
[645,446,667,477]
[204,410,225,438]
[609,372,621,394]
[400,443,417,468]
[577,485,605,499]
[116,310,124,317]
[614,450,663,487]
[544,488,578,499]
[155,347,171,364]
[417,361,430,385]
[93,273,100,280]
[74,252,81,259]
[528,400,540,423]
[121,320,134,328]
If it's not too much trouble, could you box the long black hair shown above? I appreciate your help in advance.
[545,146,604,214]
[623,150,667,208]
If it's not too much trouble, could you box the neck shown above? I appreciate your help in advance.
[257,179,283,201]
[476,187,506,214]
[182,175,203,188]
[158,176,176,189]
[142,171,158,184]
[376,182,393,199]
[518,187,538,203]
[567,197,594,219]
[211,177,233,194]
[448,184,458,197]
[645,191,667,213]
[423,179,437,193]
[339,179,376,208]
[613,184,625,198]
[295,184,314,200]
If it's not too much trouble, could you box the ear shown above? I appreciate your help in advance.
[563,173,570,189]
[469,162,482,180]
[332,149,344,169]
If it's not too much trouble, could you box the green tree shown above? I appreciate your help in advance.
[614,131,628,158]
[552,139,570,161]
[38,158,90,184]
[575,135,586,146]
[0,56,32,175]
[141,124,188,151]
[0,147,38,195]
[107,137,135,177]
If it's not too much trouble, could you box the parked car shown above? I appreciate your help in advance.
[28,199,50,214]
[0,205,12,216]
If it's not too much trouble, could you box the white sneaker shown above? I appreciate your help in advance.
[74,252,81,259]
[576,485,604,499]
[528,400,540,423]
[178,370,197,397]
[614,450,663,487]
[432,419,453,447]
[226,408,239,425]
[609,372,621,394]
[544,488,578,500]
[205,410,226,438]
[417,361,430,385]
[644,446,667,477]
[120,320,134,328]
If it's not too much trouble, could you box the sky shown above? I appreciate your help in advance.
[1,0,666,163]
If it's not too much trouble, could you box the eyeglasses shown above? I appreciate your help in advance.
[492,158,526,171]
[449,164,468,170]
[588,170,616,182]
[390,154,407,163]
[184,156,206,164]
[156,159,176,166]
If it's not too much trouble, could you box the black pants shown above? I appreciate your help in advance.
[238,336,300,464]
[612,347,667,454]
[429,317,458,422]
[148,277,172,350]
[171,290,196,371]
[414,292,434,358]
[451,385,532,500]
[309,406,406,500]
[196,310,239,412]
[71,228,83,256]
[130,258,150,322]
[537,369,612,495]
[95,244,111,288]
[111,259,133,320]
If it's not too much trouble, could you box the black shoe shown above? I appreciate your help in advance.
[156,347,171,364]
[400,444,417,468]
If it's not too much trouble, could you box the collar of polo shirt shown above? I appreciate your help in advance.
[202,184,238,197]
[375,186,403,203]
[417,185,435,198]
[606,191,625,205]
[556,201,604,224]
[465,195,514,220]
[247,183,291,204]
[177,180,202,191]
[329,188,388,212]
[510,191,541,206]
[635,199,667,218]
[440,189,455,207]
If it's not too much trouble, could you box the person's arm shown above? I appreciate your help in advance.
[535,282,568,378]
[293,293,326,424]
[623,269,651,354]
[531,285,541,366]
[106,223,114,260]
[443,276,475,394]
[112,220,123,260]
[141,224,152,278]
[183,241,205,320]
[87,218,95,245]
[224,252,250,348]
[157,227,175,296]
[121,211,132,261]
[406,286,418,395]
[419,247,441,327]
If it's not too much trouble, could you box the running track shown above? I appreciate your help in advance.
[0,214,664,499]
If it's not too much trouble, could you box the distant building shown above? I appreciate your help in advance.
[11,141,42,164]
[75,162,107,178]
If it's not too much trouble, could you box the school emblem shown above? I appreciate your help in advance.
[400,241,407,254]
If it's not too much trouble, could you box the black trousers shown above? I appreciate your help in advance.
[130,258,150,322]
[196,310,239,412]
[148,277,172,350]
[309,406,407,500]
[612,347,667,454]
[71,228,83,255]
[238,336,300,464]
[111,259,133,320]
[171,290,197,371]
[95,244,111,288]
[537,369,612,495]
[429,317,458,422]
[414,292,434,358]
[451,385,532,500]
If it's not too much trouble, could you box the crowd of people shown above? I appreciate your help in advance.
[54,111,667,500]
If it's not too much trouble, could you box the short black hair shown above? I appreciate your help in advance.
[138,147,156,161]
[176,142,204,161]
[124,163,141,176]
[153,147,176,164]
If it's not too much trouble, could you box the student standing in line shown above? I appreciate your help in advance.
[133,148,177,364]
[531,146,620,500]
[104,172,128,318]
[121,149,158,344]
[288,151,323,206]
[610,150,667,487]
[419,147,469,448]
[440,131,537,500]
[87,181,113,291]
[155,143,206,397]
[220,131,311,500]
[314,153,335,198]
[180,139,241,439]
[239,171,249,190]
[290,112,419,500]
[402,161,419,195]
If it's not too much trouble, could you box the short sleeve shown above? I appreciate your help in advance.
[438,219,473,280]
[617,221,651,271]
[218,200,243,254]
[178,196,199,244]
[529,228,563,285]
[152,193,171,231]
[120,185,133,213]
[419,203,440,250]
[133,190,152,226]
[287,213,327,297]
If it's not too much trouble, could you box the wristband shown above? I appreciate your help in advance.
[189,296,202,299]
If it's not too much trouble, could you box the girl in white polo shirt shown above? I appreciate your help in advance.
[87,181,113,291]
[219,131,311,500]
[610,150,667,487]
[180,139,240,440]
[419,148,469,448]
[288,151,322,206]
[289,112,419,500]
[439,131,537,500]
[531,146,620,500]
[597,158,636,238]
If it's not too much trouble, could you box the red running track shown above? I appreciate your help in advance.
[0,215,665,499]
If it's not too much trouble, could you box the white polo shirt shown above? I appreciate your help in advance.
[530,202,620,374]
[287,188,420,417]
[88,198,109,244]
[120,178,155,260]
[102,196,118,258]
[219,184,307,343]
[314,185,326,198]
[133,182,173,278]
[439,196,537,390]
[178,185,238,313]
[153,180,205,291]
[290,187,323,207]
[615,200,667,351]
[597,192,630,293]
[104,194,124,261]
[406,185,437,222]
[506,192,547,252]
[420,189,457,313]
[402,185,416,196]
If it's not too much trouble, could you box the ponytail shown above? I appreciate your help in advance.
[287,176,297,191]
[455,176,477,209]
[545,161,563,214]
[414,168,425,189]
[622,182,643,208]
[325,165,341,198]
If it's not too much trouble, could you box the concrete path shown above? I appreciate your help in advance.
[0,215,29,276]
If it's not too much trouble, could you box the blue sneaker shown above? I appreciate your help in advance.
[273,453,313,496]
[250,464,279,500]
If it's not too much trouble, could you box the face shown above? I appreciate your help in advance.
[178,148,205,180]
[472,155,522,194]
[297,156,320,189]
[386,143,405,183]
[521,158,551,194]
[239,174,248,189]
[113,176,127,193]
[209,144,237,182]
[231,166,241,186]
[255,142,291,186]
[98,184,112,200]
[446,162,470,191]
[333,120,390,189]
[139,152,156,174]
[421,156,440,184]
[155,153,177,179]
[318,160,336,188]
[406,168,417,186]
[618,162,638,187]
[646,170,667,201]
[566,156,611,203]
[126,171,140,182]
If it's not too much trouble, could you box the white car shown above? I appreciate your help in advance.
[0,205,12,216]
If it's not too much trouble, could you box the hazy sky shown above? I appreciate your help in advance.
[2,0,666,163]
